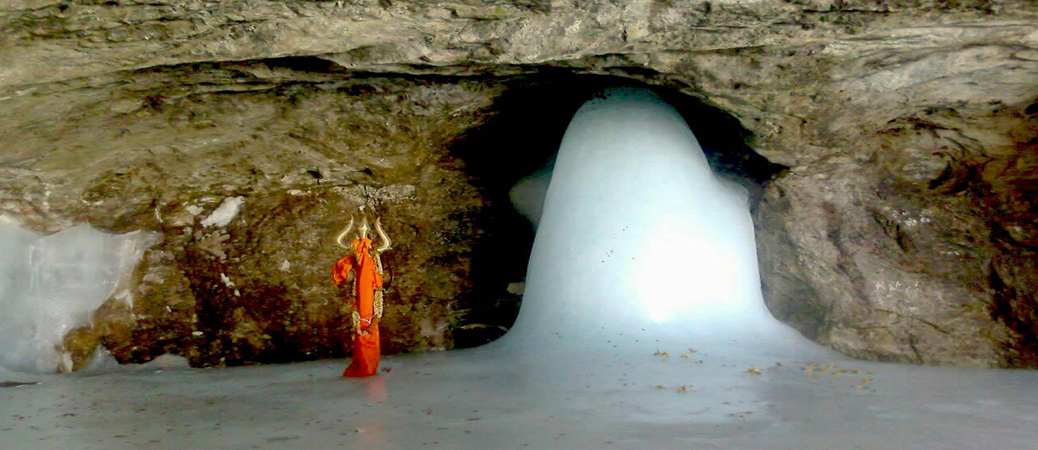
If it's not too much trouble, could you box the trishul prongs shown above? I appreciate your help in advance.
[357,216,371,240]
[336,215,392,253]
[374,217,391,253]
[336,215,354,250]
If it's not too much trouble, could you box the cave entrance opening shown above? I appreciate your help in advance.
[449,76,786,348]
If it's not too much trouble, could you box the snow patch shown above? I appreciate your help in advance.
[200,197,245,228]
[220,273,235,288]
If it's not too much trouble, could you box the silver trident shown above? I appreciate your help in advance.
[336,215,392,253]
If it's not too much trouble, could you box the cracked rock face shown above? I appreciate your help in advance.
[1,0,1037,368]
[756,108,1038,367]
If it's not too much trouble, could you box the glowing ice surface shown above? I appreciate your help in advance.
[508,87,814,354]
[2,89,1036,449]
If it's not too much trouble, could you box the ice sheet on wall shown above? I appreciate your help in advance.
[0,223,159,373]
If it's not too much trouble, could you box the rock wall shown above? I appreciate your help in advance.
[756,108,1038,367]
[2,1,1037,368]
[1,65,523,369]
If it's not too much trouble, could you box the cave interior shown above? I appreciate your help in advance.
[2,1,1038,446]
[2,75,1037,450]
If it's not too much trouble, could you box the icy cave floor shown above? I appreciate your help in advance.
[2,339,1038,450]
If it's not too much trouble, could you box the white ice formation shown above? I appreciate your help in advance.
[0,223,159,373]
[504,87,820,358]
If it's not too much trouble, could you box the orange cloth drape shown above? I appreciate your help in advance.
[333,238,384,377]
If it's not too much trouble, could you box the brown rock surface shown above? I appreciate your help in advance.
[2,68,519,368]
[1,1,1036,367]
[756,108,1038,367]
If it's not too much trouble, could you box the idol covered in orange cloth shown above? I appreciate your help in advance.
[332,215,391,377]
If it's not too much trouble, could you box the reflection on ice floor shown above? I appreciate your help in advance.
[2,88,1036,450]
[2,344,1038,450]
